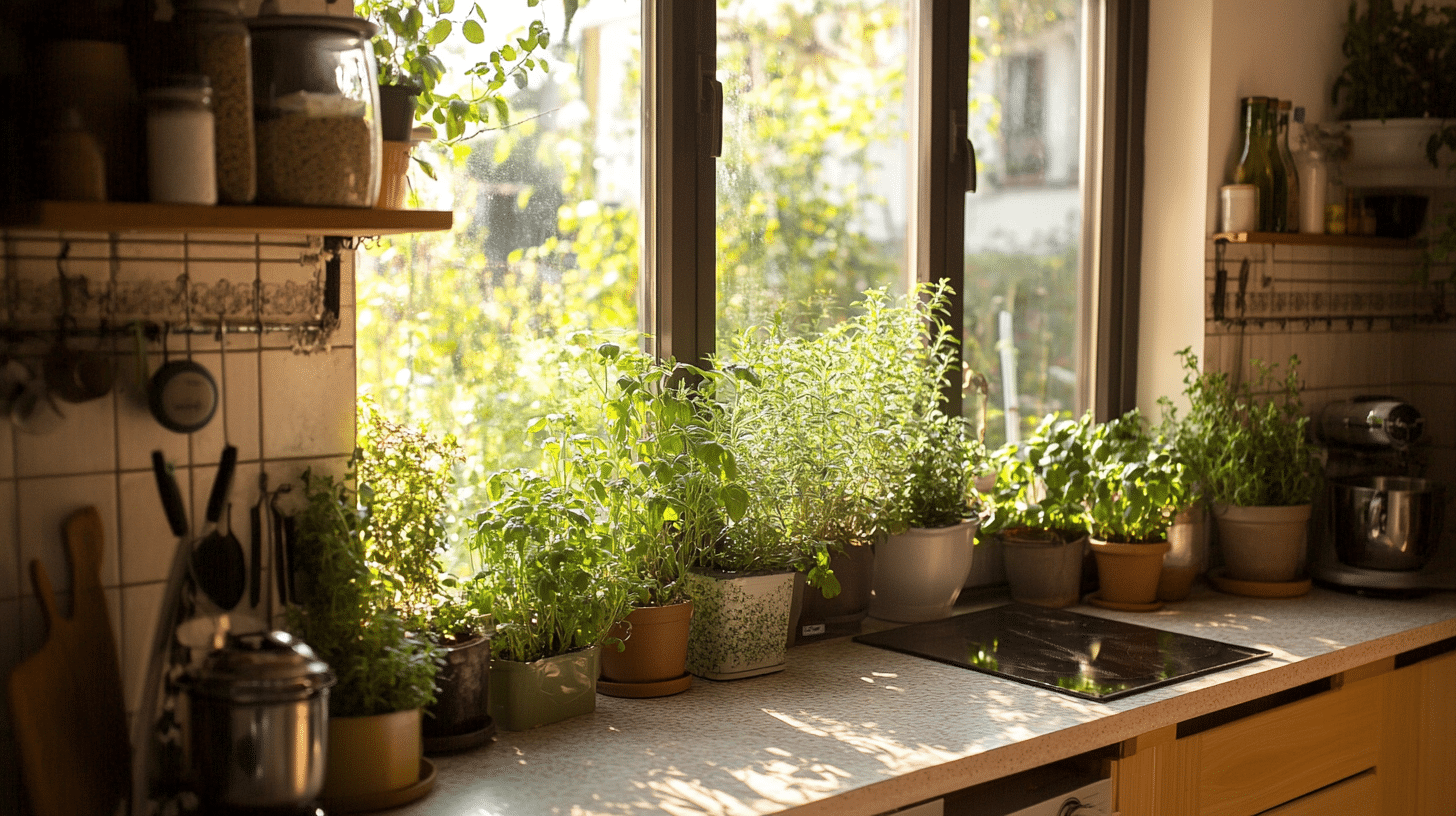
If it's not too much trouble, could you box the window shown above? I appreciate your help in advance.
[357,0,1144,499]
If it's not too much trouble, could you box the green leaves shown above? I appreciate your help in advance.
[462,19,484,43]
[1161,348,1320,508]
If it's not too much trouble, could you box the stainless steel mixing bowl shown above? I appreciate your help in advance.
[1331,476,1446,571]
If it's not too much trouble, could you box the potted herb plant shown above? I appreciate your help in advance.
[353,400,493,753]
[678,363,825,680]
[1162,348,1321,588]
[1084,409,1193,609]
[286,466,441,808]
[467,413,635,729]
[979,412,1097,608]
[871,285,986,622]
[580,342,748,697]
[1332,0,1456,169]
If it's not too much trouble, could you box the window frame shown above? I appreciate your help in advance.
[644,0,1147,421]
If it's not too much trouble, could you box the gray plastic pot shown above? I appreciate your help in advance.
[1001,530,1087,608]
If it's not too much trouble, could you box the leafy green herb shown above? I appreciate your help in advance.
[286,467,441,718]
[979,411,1096,542]
[1332,0,1456,121]
[1159,348,1321,508]
[1085,409,1191,544]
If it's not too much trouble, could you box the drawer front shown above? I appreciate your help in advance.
[1195,676,1382,816]
[1257,770,1379,816]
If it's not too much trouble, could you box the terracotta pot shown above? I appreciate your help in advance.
[323,708,421,801]
[1213,504,1311,583]
[489,646,600,731]
[683,569,794,680]
[870,519,977,622]
[1159,507,1207,601]
[1001,529,1086,608]
[796,541,874,640]
[1090,538,1171,605]
[600,601,693,685]
[423,634,491,749]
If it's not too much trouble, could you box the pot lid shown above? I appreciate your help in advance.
[190,630,336,703]
[246,13,378,39]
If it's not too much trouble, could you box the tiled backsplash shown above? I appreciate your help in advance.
[0,231,357,813]
[1202,238,1456,552]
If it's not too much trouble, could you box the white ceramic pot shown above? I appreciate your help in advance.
[1343,118,1446,168]
[682,569,794,680]
[1214,504,1312,583]
[870,519,977,622]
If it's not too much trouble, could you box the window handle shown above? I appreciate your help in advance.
[966,136,977,193]
[705,75,724,158]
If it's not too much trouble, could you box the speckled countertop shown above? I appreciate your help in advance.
[395,585,1456,816]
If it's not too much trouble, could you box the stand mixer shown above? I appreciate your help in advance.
[1312,397,1453,594]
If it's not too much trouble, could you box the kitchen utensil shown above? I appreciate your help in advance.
[1331,476,1447,571]
[193,445,246,609]
[7,506,130,816]
[9,373,66,436]
[272,489,290,606]
[149,356,218,433]
[184,630,335,811]
[152,450,190,538]
[250,476,265,608]
[43,333,114,403]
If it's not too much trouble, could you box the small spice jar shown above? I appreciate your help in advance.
[145,75,218,205]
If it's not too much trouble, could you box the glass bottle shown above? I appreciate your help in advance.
[1277,100,1299,233]
[1233,97,1273,232]
[1264,100,1288,232]
[173,0,255,204]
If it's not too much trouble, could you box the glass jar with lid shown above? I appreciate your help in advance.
[173,0,255,204]
[247,14,380,207]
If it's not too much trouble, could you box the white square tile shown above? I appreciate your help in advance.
[0,482,16,601]
[260,350,355,460]
[114,365,191,474]
[118,470,191,586]
[17,474,121,594]
[12,387,117,478]
[121,581,165,716]
[185,347,262,463]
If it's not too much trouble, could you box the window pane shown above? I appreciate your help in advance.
[964,1,1084,447]
[716,0,912,343]
[356,1,644,496]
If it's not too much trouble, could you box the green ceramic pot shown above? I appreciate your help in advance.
[488,646,600,731]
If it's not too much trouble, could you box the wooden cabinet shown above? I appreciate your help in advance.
[1113,651,1456,816]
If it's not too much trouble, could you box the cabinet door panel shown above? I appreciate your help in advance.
[1195,676,1382,816]
[1418,652,1456,816]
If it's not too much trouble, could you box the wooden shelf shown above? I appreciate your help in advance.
[1,200,453,236]
[1213,231,1423,250]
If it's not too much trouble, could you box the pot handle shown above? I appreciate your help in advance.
[1368,490,1386,541]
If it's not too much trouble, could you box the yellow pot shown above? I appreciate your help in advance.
[323,708,421,800]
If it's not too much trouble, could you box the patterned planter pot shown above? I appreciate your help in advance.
[682,569,794,680]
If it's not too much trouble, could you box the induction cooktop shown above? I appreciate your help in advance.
[853,604,1270,701]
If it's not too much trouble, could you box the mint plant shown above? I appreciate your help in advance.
[979,411,1097,542]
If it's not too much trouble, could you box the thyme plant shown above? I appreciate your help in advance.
[1160,348,1321,508]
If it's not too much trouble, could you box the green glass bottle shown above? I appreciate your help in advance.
[1266,100,1289,232]
[1233,97,1273,231]
[1277,100,1300,233]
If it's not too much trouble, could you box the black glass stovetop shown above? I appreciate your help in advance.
[853,603,1270,701]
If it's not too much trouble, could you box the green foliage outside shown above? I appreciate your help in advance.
[356,0,1084,561]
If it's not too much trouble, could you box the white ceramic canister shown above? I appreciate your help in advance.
[1219,184,1258,233]
[145,76,218,205]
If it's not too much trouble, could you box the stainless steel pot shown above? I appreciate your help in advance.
[186,630,335,809]
[1331,476,1446,571]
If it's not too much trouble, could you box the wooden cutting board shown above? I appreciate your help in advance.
[7,506,130,816]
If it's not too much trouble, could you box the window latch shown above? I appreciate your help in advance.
[704,75,724,158]
[965,135,977,194]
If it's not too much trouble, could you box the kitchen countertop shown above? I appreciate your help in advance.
[397,585,1456,816]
